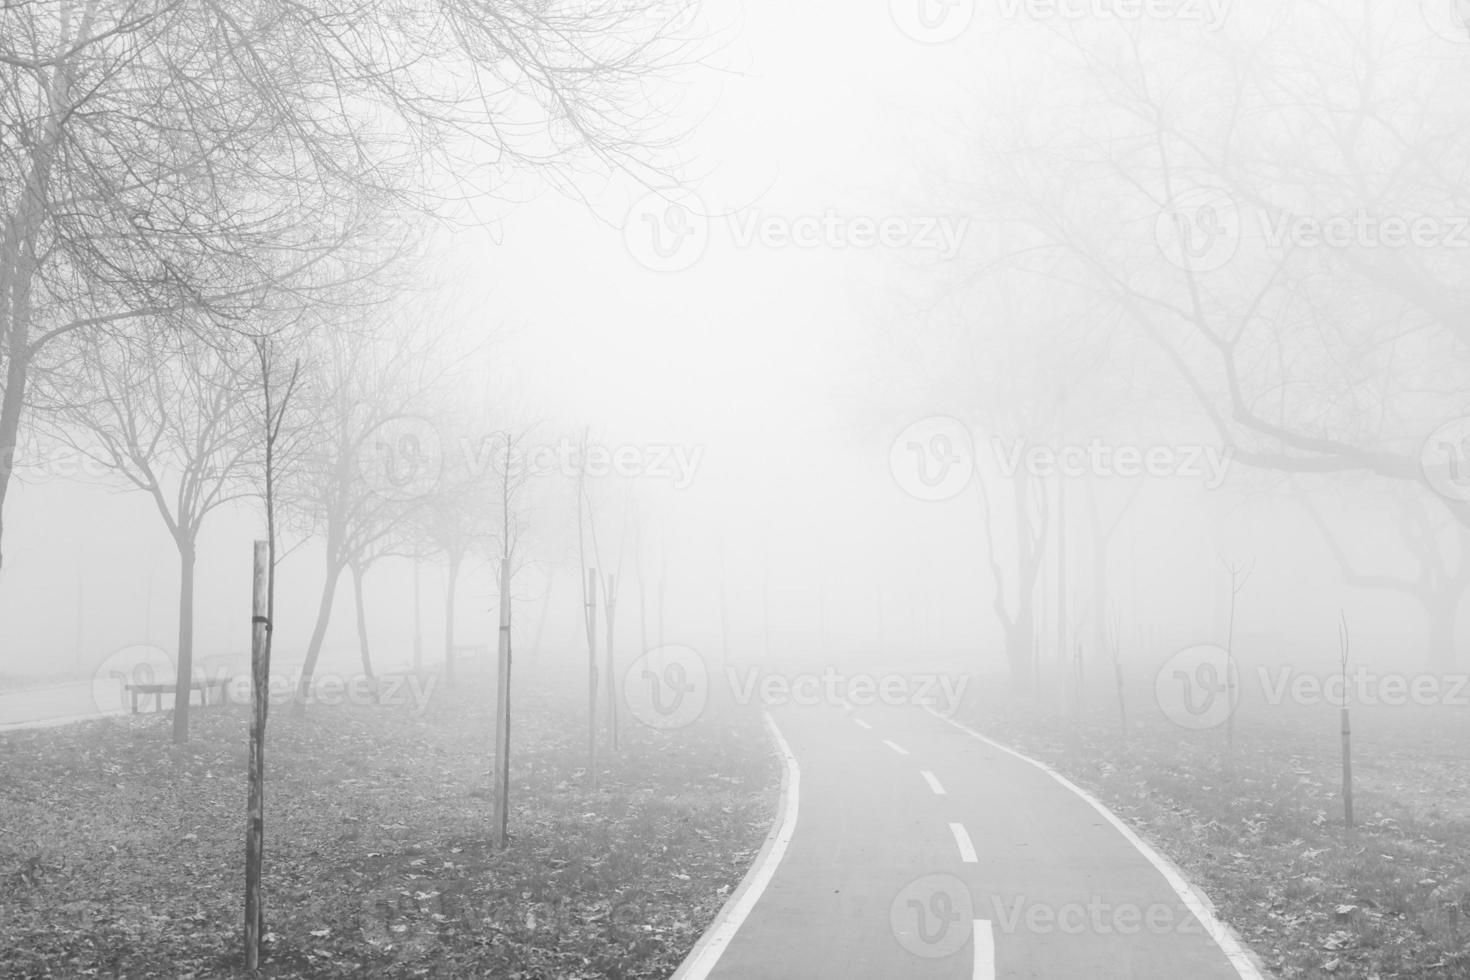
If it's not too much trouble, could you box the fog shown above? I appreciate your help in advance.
[1,0,1466,710]
[9,2,1470,977]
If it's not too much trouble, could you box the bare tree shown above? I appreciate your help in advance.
[45,325,255,742]
[975,457,1049,693]
[1082,476,1145,679]
[0,1,390,575]
[484,425,537,848]
[288,322,443,710]
[576,428,600,783]
[0,0,707,580]
[243,329,300,968]
[946,9,1470,526]
[1299,485,1470,668]
[418,470,486,689]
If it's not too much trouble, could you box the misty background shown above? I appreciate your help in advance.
[1,0,1463,700]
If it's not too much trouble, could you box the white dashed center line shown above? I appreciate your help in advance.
[853,718,872,730]
[882,739,909,756]
[949,822,977,863]
[973,919,996,980]
[920,770,946,795]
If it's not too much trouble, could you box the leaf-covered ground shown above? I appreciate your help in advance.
[966,690,1470,980]
[0,668,777,978]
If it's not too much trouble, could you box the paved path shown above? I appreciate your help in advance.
[0,681,110,731]
[0,655,422,732]
[681,701,1266,980]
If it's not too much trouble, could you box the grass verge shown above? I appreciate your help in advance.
[965,688,1470,979]
[0,669,777,978]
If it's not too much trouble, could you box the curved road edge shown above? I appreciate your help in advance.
[671,711,802,980]
[923,705,1272,980]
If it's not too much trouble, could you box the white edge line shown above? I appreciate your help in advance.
[882,739,909,756]
[925,706,1268,980]
[948,821,978,863]
[920,770,946,795]
[973,919,995,980]
[670,710,801,980]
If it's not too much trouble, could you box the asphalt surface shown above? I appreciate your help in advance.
[696,700,1265,980]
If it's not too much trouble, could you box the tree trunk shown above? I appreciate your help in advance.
[605,574,618,751]
[657,561,666,648]
[1426,591,1460,669]
[351,561,377,700]
[0,340,27,576]
[642,568,651,654]
[1087,486,1110,670]
[530,564,554,658]
[492,558,512,850]
[585,569,598,786]
[412,559,422,673]
[0,46,67,577]
[296,561,344,712]
[171,539,197,743]
[1005,606,1034,694]
[444,551,461,689]
[760,567,768,659]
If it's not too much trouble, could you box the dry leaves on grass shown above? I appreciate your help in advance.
[0,677,777,978]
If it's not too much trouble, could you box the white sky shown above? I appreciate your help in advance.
[0,0,1434,679]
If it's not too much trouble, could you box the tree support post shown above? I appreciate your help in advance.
[244,541,269,970]
[492,558,512,850]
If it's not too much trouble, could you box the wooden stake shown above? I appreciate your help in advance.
[492,558,512,850]
[1339,611,1353,829]
[1109,612,1126,741]
[1114,657,1127,740]
[605,572,619,752]
[244,541,268,970]
[818,581,828,658]
[1220,556,1254,772]
[1056,472,1068,717]
[1074,641,1084,717]
[585,568,598,785]
[412,559,422,675]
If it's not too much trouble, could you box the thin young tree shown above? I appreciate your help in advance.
[486,426,536,848]
[243,330,301,969]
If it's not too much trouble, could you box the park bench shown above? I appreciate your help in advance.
[124,678,233,714]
